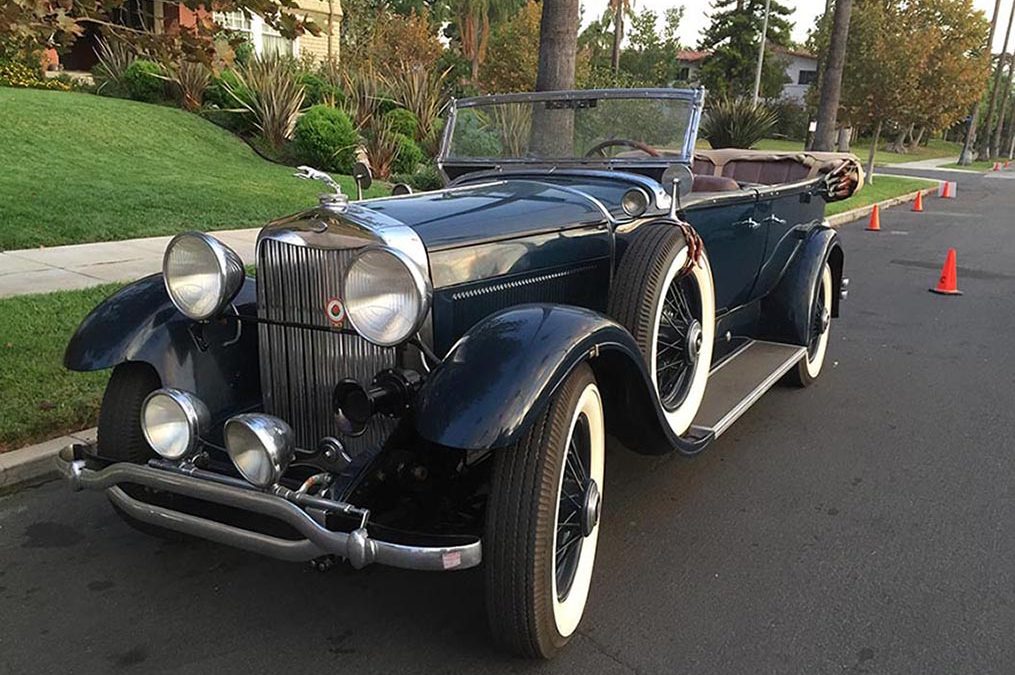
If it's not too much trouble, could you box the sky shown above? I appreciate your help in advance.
[580,0,1010,52]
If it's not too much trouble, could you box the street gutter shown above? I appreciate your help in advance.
[0,178,946,492]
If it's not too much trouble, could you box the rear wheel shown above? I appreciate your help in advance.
[485,364,605,659]
[786,263,833,387]
[609,224,715,436]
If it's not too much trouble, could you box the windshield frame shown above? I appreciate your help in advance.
[437,88,706,171]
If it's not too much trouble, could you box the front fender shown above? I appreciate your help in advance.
[760,226,843,345]
[64,274,260,417]
[414,304,711,455]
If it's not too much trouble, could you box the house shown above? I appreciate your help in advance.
[59,0,342,72]
[675,46,818,103]
[772,46,817,103]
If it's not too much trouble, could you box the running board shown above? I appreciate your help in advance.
[690,340,806,438]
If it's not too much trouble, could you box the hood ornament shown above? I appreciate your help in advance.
[294,166,349,211]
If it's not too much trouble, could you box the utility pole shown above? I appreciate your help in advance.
[979,0,1015,160]
[751,0,772,106]
[960,0,1003,165]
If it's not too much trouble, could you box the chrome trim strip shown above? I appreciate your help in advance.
[56,447,482,572]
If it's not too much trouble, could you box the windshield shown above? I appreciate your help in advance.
[443,89,703,165]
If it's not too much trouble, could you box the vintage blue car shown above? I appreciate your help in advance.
[57,88,861,658]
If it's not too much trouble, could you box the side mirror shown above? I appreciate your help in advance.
[352,161,372,200]
[391,183,413,196]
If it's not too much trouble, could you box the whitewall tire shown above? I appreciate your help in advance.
[787,262,833,387]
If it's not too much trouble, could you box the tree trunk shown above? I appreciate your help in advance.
[886,127,908,154]
[532,0,580,157]
[910,126,926,149]
[993,53,1015,154]
[836,126,851,152]
[979,0,1015,160]
[960,0,1004,164]
[866,119,882,184]
[611,4,623,73]
[812,0,853,151]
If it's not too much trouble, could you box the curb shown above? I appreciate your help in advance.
[827,183,943,228]
[0,428,95,492]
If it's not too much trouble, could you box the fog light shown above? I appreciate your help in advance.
[223,414,294,487]
[141,389,210,460]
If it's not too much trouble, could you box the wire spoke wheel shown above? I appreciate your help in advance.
[656,272,703,411]
[554,413,594,601]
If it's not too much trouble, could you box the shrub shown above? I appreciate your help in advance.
[392,133,424,174]
[392,163,443,191]
[92,37,135,97]
[384,108,419,138]
[123,59,164,103]
[227,54,306,150]
[362,117,401,179]
[0,59,72,91]
[164,60,210,111]
[299,71,343,107]
[293,105,358,173]
[700,96,778,149]
[384,64,450,145]
[204,69,254,134]
[767,99,809,141]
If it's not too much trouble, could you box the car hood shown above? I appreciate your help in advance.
[361,179,609,251]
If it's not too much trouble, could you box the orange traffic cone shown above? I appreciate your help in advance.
[939,181,950,198]
[912,190,924,212]
[866,203,881,231]
[930,248,962,295]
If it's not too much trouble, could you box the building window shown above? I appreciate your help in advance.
[676,67,690,81]
[798,70,817,85]
[215,10,296,57]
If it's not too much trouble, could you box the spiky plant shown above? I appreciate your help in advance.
[362,117,402,179]
[92,37,136,95]
[226,54,305,150]
[342,67,387,131]
[700,95,779,149]
[385,64,452,142]
[162,60,210,111]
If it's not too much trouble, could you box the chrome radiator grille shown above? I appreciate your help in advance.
[257,238,397,454]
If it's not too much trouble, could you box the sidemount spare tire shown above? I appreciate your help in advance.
[608,223,715,437]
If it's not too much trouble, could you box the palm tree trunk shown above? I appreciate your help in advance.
[993,53,1015,154]
[979,0,1015,160]
[812,0,852,151]
[532,0,580,156]
[961,0,1004,164]
[866,119,882,185]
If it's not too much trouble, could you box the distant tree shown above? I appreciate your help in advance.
[619,6,685,85]
[578,11,613,68]
[979,0,1015,158]
[697,0,795,98]
[608,0,634,73]
[451,0,524,83]
[479,0,541,93]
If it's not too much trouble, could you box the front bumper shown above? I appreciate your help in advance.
[55,445,481,572]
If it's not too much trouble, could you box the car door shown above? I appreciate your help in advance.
[750,184,826,302]
[686,190,767,313]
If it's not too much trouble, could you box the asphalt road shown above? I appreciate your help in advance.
[3,169,1015,674]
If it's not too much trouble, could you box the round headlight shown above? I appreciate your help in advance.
[163,232,244,321]
[343,247,430,346]
[141,388,210,460]
[224,414,294,488]
[621,187,649,217]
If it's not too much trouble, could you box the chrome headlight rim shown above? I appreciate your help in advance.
[223,413,294,488]
[141,388,210,461]
[342,245,432,347]
[162,231,244,321]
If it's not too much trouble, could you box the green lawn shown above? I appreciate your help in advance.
[0,284,122,452]
[698,137,963,166]
[0,87,385,250]
[940,159,1006,172]
[826,175,939,217]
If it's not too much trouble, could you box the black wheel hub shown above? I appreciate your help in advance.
[580,479,600,537]
[808,278,829,357]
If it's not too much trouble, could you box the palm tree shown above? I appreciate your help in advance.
[812,0,853,151]
[979,0,1015,160]
[960,0,1003,164]
[609,0,634,73]
[454,0,523,83]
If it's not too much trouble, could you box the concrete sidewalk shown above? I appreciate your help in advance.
[0,228,258,298]
[884,155,981,172]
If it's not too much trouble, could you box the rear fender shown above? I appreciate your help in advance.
[413,304,712,455]
[759,226,843,345]
[63,274,260,417]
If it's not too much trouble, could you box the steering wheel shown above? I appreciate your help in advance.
[585,138,661,158]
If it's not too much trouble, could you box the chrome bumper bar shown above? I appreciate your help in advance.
[55,446,481,572]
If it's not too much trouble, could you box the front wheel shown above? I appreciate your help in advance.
[786,262,833,387]
[484,363,605,658]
